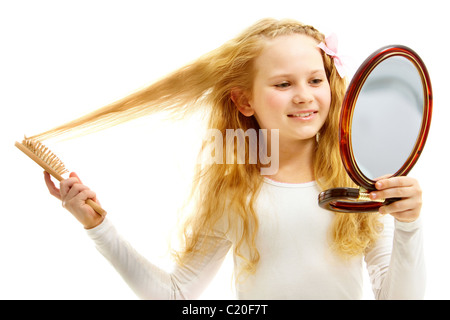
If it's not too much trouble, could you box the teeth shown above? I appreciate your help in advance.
[290,112,313,117]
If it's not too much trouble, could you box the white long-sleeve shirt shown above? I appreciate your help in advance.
[86,178,426,299]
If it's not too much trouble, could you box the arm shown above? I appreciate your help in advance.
[365,176,426,299]
[86,218,231,299]
[365,216,426,300]
[44,171,232,299]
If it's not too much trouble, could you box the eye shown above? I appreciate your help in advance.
[310,78,323,85]
[275,82,291,88]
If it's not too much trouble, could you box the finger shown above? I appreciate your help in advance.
[68,173,101,205]
[379,197,421,216]
[60,177,83,198]
[44,171,61,199]
[69,172,82,183]
[62,182,88,209]
[65,183,91,202]
[375,176,415,190]
[379,198,409,215]
[77,189,97,203]
[66,189,98,214]
[371,185,415,201]
[379,204,413,218]
[372,176,421,201]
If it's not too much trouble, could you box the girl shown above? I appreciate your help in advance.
[38,18,425,299]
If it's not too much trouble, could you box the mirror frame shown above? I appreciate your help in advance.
[319,45,432,213]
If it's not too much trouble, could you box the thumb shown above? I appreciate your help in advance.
[69,172,82,183]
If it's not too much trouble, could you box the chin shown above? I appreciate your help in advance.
[295,130,319,141]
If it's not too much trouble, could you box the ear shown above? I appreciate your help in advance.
[231,88,254,117]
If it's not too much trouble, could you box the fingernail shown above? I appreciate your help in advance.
[376,181,382,189]
[370,192,377,200]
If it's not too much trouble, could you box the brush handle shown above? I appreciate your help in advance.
[15,141,106,217]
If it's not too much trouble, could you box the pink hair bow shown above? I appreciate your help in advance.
[317,33,346,78]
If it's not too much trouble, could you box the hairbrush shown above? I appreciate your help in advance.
[15,138,106,216]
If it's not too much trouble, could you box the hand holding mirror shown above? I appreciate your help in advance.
[318,45,432,213]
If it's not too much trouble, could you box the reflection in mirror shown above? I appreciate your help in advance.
[351,56,424,180]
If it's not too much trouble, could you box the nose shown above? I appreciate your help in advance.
[292,85,314,104]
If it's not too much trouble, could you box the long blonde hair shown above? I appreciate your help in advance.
[31,18,382,274]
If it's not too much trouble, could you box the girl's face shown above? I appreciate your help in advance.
[246,34,331,144]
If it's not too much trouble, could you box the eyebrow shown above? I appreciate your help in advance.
[310,69,326,74]
[268,69,326,80]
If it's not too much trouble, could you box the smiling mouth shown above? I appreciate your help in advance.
[287,111,317,118]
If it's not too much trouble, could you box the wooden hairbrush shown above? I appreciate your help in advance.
[15,138,106,216]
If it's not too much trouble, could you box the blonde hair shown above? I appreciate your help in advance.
[31,18,382,275]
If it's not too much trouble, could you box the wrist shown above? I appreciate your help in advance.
[84,217,105,230]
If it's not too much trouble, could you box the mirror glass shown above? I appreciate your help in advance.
[351,56,424,180]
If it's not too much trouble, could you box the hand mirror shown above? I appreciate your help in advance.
[318,45,432,213]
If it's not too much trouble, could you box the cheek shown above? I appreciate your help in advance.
[251,87,286,114]
[250,89,286,129]
[318,86,332,114]
[264,90,287,111]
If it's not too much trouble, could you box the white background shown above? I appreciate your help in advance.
[1,0,448,299]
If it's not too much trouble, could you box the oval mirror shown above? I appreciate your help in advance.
[318,45,432,213]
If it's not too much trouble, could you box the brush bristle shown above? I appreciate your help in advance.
[22,138,69,176]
